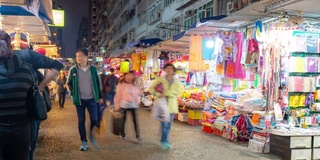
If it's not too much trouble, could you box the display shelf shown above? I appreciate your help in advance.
[291,52,320,57]
[289,72,320,76]
[288,106,309,109]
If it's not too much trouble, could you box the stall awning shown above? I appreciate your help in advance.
[173,15,227,41]
[0,5,34,16]
[149,37,189,52]
[126,38,162,48]
[1,0,26,6]
[38,0,54,23]
[173,31,186,42]
[0,1,53,23]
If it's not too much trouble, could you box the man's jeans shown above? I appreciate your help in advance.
[29,120,41,160]
[76,99,99,142]
[0,122,30,160]
[106,92,115,106]
[160,114,175,143]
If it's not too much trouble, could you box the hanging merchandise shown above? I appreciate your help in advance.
[254,20,265,43]
[131,53,141,71]
[120,59,130,73]
[246,39,259,65]
[141,50,148,66]
[220,31,236,61]
[189,36,206,71]
[216,62,224,75]
[202,37,215,60]
[225,32,246,79]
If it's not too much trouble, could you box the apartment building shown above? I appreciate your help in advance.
[95,0,251,55]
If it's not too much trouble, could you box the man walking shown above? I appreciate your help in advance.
[67,48,103,151]
[103,68,118,107]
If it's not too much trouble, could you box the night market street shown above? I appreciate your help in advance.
[34,98,280,160]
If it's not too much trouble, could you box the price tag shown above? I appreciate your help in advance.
[226,64,234,76]
[216,63,224,74]
[305,117,312,125]
[298,94,306,106]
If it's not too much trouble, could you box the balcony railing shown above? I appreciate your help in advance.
[120,17,136,34]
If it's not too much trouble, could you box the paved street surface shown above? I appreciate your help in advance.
[34,98,280,160]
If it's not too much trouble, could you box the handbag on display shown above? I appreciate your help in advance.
[26,64,48,121]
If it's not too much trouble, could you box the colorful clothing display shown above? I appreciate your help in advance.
[131,53,141,71]
[189,36,206,71]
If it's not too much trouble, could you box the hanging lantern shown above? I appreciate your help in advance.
[0,14,3,31]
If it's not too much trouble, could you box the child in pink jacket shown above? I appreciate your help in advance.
[114,71,141,142]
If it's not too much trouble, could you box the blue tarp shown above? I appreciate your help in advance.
[198,15,227,24]
[173,31,186,42]
[173,15,227,41]
[0,5,34,16]
[126,38,162,48]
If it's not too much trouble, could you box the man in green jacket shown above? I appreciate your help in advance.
[67,48,103,151]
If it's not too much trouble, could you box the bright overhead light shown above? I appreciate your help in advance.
[206,40,215,48]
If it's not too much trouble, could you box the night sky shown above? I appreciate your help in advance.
[60,0,88,58]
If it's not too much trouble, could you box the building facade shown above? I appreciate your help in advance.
[50,0,64,56]
[95,0,249,56]
[76,16,90,49]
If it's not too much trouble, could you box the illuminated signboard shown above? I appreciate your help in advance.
[49,10,64,27]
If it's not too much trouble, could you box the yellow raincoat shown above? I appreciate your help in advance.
[150,76,183,114]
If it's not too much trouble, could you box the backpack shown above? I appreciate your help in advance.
[108,75,117,93]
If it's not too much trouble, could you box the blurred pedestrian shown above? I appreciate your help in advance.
[67,48,103,151]
[103,68,118,107]
[150,63,183,149]
[0,30,63,160]
[114,71,141,142]
[57,72,67,109]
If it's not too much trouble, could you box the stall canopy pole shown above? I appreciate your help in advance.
[0,0,2,31]
[0,14,3,31]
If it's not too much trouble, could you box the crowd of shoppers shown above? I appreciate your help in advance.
[0,30,183,160]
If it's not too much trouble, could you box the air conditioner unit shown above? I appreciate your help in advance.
[186,10,194,17]
[161,29,167,39]
[157,12,161,18]
[227,2,242,12]
[172,17,180,23]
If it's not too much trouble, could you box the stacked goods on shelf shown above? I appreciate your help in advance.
[201,89,267,142]
[178,112,188,122]
[248,111,272,153]
[287,51,320,128]
[178,88,206,124]
[188,109,202,126]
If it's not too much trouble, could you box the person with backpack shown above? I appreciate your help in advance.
[0,30,63,160]
[104,68,118,106]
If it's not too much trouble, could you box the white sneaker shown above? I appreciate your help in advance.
[80,141,88,151]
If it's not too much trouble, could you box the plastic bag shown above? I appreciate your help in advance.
[152,98,170,122]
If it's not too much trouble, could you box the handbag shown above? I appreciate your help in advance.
[35,70,52,112]
[26,64,48,121]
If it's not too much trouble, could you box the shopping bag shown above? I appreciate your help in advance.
[111,109,123,135]
[152,98,170,122]
[96,103,107,137]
